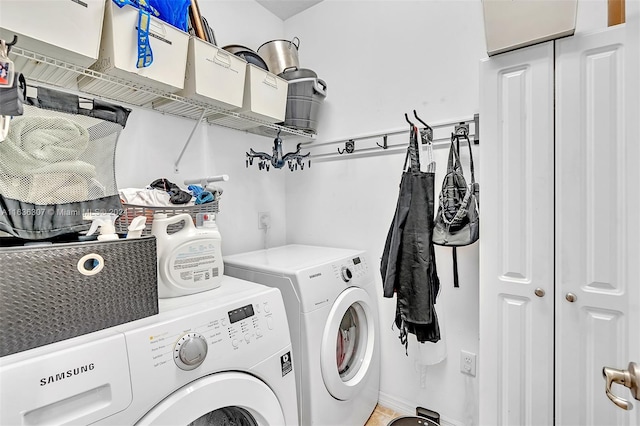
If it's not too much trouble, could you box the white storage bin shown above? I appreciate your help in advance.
[90,0,189,93]
[180,37,247,109]
[482,0,577,56]
[238,64,288,123]
[0,0,105,67]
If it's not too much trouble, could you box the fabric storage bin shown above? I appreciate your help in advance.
[179,37,248,109]
[0,0,105,67]
[482,0,577,56]
[237,64,288,123]
[88,0,189,93]
[0,236,158,357]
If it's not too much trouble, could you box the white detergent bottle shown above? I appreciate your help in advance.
[151,212,224,298]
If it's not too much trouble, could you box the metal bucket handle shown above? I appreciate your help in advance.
[290,37,300,50]
[314,78,327,97]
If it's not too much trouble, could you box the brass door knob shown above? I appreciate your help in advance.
[534,288,545,297]
[565,292,577,302]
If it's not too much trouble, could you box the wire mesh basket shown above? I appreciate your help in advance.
[115,201,219,236]
[0,86,131,240]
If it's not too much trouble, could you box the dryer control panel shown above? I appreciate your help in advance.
[294,253,374,313]
[332,255,370,283]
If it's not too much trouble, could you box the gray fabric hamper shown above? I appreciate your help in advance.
[0,236,158,357]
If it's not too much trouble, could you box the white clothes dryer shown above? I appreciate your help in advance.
[0,277,298,426]
[224,245,381,426]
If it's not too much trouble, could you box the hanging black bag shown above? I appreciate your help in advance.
[432,132,479,287]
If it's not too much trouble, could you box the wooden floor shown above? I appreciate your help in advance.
[364,404,404,426]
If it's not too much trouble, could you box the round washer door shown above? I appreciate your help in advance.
[320,287,376,401]
[136,372,285,425]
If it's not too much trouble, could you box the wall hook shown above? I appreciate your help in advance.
[3,35,18,54]
[455,122,469,136]
[404,113,414,127]
[338,139,356,154]
[376,134,389,149]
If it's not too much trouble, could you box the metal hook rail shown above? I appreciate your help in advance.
[302,113,479,163]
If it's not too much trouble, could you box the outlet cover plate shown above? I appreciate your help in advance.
[460,350,477,377]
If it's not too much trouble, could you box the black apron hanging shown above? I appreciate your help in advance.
[381,125,441,351]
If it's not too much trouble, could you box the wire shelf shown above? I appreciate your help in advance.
[9,47,313,139]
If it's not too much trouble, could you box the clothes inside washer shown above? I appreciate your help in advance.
[336,307,359,376]
[187,407,258,426]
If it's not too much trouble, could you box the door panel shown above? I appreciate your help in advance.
[556,24,639,425]
[479,41,555,426]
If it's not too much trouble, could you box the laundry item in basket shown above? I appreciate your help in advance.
[0,116,97,204]
[150,177,192,204]
[206,185,224,200]
[119,187,190,207]
[187,184,214,205]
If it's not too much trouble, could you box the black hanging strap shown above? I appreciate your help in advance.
[452,247,459,288]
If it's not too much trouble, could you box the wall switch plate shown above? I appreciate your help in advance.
[460,350,477,377]
[258,211,271,229]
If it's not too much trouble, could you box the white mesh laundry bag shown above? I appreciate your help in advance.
[0,86,131,239]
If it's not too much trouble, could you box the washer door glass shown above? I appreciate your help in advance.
[136,372,286,425]
[336,303,367,382]
[187,407,257,426]
[320,287,377,401]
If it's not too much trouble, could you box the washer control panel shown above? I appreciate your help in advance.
[136,291,282,373]
[174,332,208,370]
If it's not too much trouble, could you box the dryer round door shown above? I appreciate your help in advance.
[136,372,286,425]
[320,287,376,401]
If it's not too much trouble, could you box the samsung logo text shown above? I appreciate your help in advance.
[40,363,95,386]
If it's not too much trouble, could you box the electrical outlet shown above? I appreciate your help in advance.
[460,350,477,377]
[258,211,271,229]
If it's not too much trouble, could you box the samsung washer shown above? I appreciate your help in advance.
[0,277,298,425]
[224,244,381,426]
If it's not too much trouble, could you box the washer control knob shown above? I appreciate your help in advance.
[244,333,251,343]
[174,333,208,371]
[341,266,353,282]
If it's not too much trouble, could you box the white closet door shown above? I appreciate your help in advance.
[555,23,640,426]
[479,41,555,426]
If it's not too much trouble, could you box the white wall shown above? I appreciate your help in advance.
[283,2,486,425]
[201,0,285,49]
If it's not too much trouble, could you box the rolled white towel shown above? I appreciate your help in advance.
[0,116,90,173]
